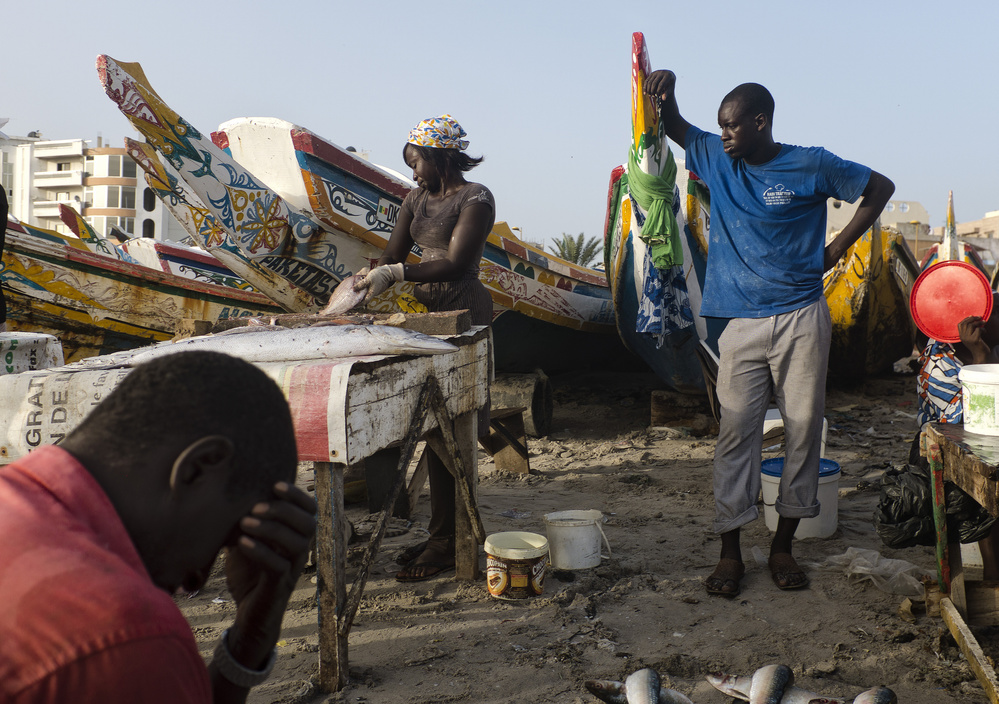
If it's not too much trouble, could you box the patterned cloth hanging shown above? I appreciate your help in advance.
[630,181,693,346]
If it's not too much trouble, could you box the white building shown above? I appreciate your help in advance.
[1,122,186,241]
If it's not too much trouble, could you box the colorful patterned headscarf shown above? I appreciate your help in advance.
[407,114,469,150]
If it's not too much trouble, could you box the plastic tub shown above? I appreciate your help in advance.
[760,458,840,539]
[484,532,549,600]
[959,364,999,435]
[543,510,611,570]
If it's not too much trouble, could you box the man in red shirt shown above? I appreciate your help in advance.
[0,351,316,703]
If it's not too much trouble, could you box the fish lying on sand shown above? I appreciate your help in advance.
[320,274,367,316]
[585,667,694,704]
[707,665,897,704]
[127,324,458,366]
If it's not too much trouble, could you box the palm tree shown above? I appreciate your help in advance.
[549,232,601,268]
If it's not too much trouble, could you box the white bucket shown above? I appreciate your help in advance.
[959,364,999,435]
[760,458,840,539]
[543,509,611,570]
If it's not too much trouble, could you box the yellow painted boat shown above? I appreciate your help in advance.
[822,223,920,381]
[2,220,284,362]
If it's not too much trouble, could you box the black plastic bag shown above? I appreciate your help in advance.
[874,462,996,548]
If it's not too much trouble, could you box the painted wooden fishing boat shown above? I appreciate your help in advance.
[1,219,285,362]
[922,192,992,283]
[822,223,920,381]
[123,138,318,313]
[921,241,989,274]
[98,56,632,376]
[601,32,712,392]
[56,200,257,293]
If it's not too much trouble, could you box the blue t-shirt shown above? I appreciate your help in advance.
[685,125,871,318]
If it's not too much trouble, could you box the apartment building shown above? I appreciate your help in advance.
[1,125,185,241]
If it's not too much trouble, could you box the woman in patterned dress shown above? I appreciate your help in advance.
[355,115,494,581]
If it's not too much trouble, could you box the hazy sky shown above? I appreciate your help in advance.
[5,1,997,247]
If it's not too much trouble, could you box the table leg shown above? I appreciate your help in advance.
[453,410,479,581]
[925,437,952,594]
[315,460,349,692]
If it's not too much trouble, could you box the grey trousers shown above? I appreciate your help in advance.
[712,298,831,534]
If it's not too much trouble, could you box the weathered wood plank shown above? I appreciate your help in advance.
[967,581,999,627]
[941,597,999,704]
[314,461,348,692]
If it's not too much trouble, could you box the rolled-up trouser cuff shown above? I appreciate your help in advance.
[775,499,820,520]
[713,505,759,534]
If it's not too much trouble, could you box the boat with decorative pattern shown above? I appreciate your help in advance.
[98,56,632,375]
[1,218,284,362]
[602,32,715,392]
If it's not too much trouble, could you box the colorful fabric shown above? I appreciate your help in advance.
[627,148,682,270]
[684,125,871,319]
[407,114,469,151]
[0,446,211,703]
[630,185,693,344]
[917,339,964,425]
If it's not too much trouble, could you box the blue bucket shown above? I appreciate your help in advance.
[761,457,840,478]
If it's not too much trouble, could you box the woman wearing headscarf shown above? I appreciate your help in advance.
[355,114,494,581]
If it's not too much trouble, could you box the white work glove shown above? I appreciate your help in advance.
[355,263,404,303]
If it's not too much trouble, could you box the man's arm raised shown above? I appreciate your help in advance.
[644,70,693,148]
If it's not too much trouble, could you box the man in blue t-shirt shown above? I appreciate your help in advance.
[645,70,894,597]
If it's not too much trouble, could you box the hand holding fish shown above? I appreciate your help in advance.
[355,263,405,303]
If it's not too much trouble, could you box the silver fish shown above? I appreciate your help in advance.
[851,687,897,704]
[625,668,661,704]
[656,687,695,704]
[320,274,367,315]
[127,324,457,366]
[584,679,628,704]
[706,670,896,704]
[751,664,794,704]
[585,671,693,704]
[213,324,285,335]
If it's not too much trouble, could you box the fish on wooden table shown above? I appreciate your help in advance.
[126,324,458,366]
[214,324,286,335]
[320,274,368,316]
[585,667,694,704]
[707,666,897,704]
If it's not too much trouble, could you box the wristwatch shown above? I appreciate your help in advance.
[211,629,276,688]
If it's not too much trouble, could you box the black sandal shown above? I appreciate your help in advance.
[705,558,745,597]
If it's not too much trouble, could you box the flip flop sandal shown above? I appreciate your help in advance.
[395,561,455,583]
[394,540,429,566]
[705,558,745,597]
[769,553,809,590]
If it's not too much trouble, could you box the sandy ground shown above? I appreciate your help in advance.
[177,362,994,704]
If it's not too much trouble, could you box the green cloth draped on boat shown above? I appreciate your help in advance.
[627,147,682,270]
